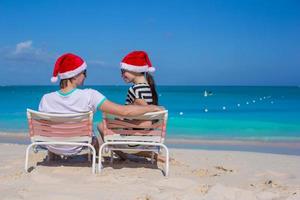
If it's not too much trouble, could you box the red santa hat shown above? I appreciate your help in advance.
[120,51,155,73]
[51,53,87,83]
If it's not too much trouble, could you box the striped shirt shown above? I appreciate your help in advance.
[125,83,153,105]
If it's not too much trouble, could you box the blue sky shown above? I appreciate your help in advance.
[0,0,299,85]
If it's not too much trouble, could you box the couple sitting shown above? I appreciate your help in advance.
[39,51,162,160]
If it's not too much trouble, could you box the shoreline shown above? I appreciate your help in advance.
[1,132,300,156]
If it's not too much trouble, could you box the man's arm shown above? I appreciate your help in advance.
[99,100,161,117]
[133,99,148,106]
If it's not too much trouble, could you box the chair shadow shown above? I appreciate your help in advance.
[101,154,164,174]
[33,153,165,175]
[36,153,93,168]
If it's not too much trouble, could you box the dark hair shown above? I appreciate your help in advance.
[59,70,86,89]
[60,78,73,89]
[145,73,158,105]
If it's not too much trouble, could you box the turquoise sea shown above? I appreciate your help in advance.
[1,86,300,142]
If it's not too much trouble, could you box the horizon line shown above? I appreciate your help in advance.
[1,84,300,87]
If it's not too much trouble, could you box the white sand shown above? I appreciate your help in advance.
[0,143,299,200]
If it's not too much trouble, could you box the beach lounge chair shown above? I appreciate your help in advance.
[98,110,169,176]
[25,109,96,173]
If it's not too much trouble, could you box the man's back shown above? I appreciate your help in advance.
[39,88,106,114]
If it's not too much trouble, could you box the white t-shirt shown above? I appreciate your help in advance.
[38,88,106,155]
[39,88,106,114]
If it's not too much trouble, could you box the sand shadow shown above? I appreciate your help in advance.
[35,153,93,168]
[101,154,164,174]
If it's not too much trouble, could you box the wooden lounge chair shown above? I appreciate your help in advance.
[98,110,169,176]
[25,109,96,173]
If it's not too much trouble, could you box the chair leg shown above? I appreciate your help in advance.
[98,143,107,173]
[92,148,96,174]
[25,142,96,174]
[160,144,169,177]
[97,142,169,176]
[87,144,96,174]
[25,143,35,172]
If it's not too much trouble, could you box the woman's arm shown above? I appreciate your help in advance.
[99,100,161,117]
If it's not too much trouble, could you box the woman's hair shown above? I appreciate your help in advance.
[145,73,158,105]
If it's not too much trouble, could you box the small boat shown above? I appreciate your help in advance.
[204,90,213,97]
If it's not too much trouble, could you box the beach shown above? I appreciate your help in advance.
[1,134,300,200]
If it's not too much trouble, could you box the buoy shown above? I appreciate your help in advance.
[222,106,226,110]
[204,108,208,112]
[179,112,184,115]
[246,102,249,105]
[252,100,256,103]
[237,104,240,107]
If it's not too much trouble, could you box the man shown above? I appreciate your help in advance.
[39,53,161,157]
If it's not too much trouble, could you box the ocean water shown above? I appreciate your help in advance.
[0,86,300,141]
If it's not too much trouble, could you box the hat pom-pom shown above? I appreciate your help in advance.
[51,76,58,83]
[148,67,155,73]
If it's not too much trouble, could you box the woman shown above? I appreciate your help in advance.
[120,50,158,107]
[118,50,165,162]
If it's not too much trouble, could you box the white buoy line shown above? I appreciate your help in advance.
[201,95,275,113]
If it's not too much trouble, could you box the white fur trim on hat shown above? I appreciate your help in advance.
[51,76,58,83]
[148,67,155,72]
[59,62,87,79]
[120,62,155,73]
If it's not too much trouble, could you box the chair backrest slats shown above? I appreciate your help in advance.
[31,119,90,130]
[102,110,168,142]
[103,129,162,136]
[27,109,93,138]
[32,126,90,137]
[32,129,90,137]
[106,119,163,129]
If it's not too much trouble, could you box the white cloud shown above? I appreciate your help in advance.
[14,40,33,54]
[1,40,55,63]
